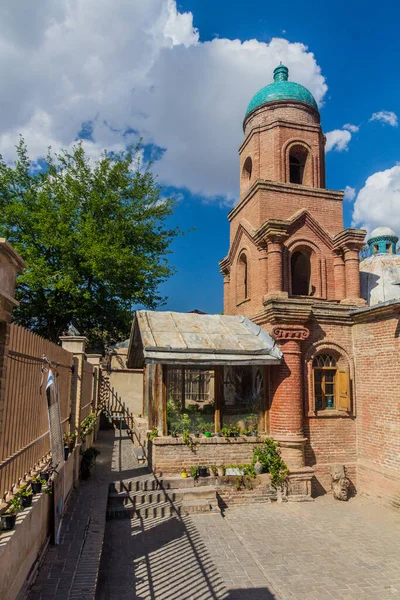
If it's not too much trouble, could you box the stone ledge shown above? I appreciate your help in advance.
[153,436,268,446]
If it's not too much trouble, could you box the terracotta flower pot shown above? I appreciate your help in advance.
[217,466,225,477]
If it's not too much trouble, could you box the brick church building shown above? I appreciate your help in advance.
[219,64,400,507]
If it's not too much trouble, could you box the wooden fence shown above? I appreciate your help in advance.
[0,325,73,499]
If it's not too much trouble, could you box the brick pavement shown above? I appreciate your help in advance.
[193,497,400,600]
[27,427,400,600]
[98,494,400,600]
[26,427,136,600]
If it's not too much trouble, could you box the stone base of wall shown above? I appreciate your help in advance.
[358,459,400,511]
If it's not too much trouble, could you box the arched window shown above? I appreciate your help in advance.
[237,253,249,302]
[289,145,309,185]
[242,157,252,181]
[312,353,351,412]
[291,250,311,296]
[313,354,336,410]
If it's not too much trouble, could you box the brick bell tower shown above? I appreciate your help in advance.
[220,64,366,481]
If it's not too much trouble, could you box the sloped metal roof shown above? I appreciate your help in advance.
[127,310,282,367]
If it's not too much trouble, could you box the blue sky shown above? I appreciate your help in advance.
[0,0,399,315]
[158,0,400,313]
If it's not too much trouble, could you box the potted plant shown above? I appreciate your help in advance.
[64,432,76,452]
[210,464,217,476]
[217,465,226,477]
[1,495,22,531]
[31,475,46,495]
[19,485,33,508]
[204,431,212,438]
[190,466,199,480]
[181,468,188,479]
[198,466,208,477]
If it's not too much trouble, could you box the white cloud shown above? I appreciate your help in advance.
[325,129,352,152]
[344,185,356,201]
[0,0,328,202]
[343,123,359,133]
[352,165,400,233]
[369,111,398,127]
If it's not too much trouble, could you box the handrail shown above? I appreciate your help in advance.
[101,383,148,459]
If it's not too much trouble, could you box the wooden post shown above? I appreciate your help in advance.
[162,365,168,436]
[181,366,185,411]
[261,366,270,433]
[142,364,146,417]
[214,366,222,432]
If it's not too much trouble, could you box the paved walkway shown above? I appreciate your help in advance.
[97,493,400,600]
[27,427,400,600]
[26,427,138,600]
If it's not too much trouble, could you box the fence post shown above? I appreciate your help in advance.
[0,240,25,448]
[59,336,88,435]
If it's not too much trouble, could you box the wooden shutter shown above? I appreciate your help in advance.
[336,369,351,411]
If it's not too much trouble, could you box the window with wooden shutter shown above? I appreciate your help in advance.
[336,369,351,412]
[312,354,351,412]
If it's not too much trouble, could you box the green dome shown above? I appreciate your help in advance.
[245,64,318,117]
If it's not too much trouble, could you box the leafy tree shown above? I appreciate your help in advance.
[0,138,180,350]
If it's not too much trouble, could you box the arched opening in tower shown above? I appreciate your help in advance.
[291,250,311,296]
[289,146,309,185]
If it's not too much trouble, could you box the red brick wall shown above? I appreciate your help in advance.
[353,314,400,509]
[152,437,265,474]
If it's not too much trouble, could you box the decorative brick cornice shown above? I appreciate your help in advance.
[272,324,310,340]
[239,117,321,153]
[258,297,313,325]
[229,180,344,222]
[351,300,400,324]
[254,219,290,246]
[333,228,366,251]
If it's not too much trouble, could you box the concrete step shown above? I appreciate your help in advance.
[161,475,218,489]
[108,489,179,506]
[110,476,161,494]
[181,499,220,515]
[106,500,182,520]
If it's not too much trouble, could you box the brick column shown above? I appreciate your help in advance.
[59,336,88,434]
[270,325,309,469]
[0,240,25,446]
[343,245,364,303]
[265,233,288,298]
[257,244,269,296]
[333,250,346,300]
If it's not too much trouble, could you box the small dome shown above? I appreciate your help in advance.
[245,64,318,119]
[369,226,397,240]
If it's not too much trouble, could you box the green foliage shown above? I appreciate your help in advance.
[190,466,199,480]
[80,413,97,439]
[148,428,159,442]
[19,485,33,498]
[210,464,217,476]
[0,138,181,349]
[252,438,289,488]
[6,495,22,515]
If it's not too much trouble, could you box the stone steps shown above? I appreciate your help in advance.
[107,473,220,520]
[106,499,182,520]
